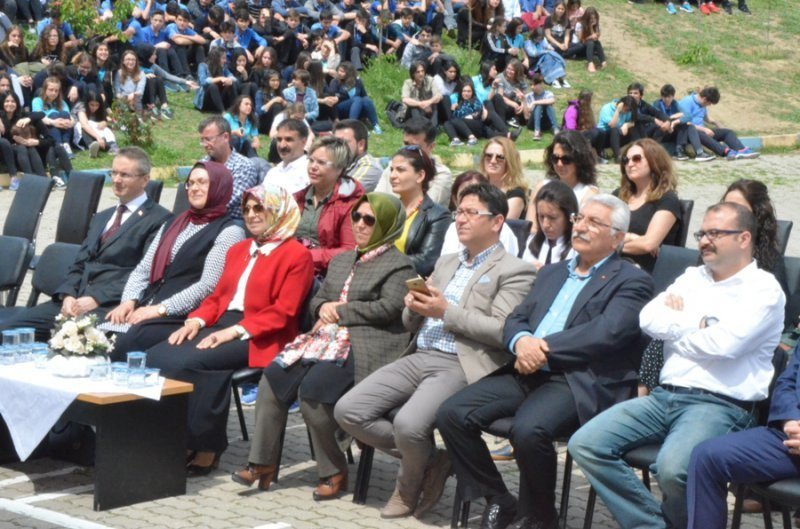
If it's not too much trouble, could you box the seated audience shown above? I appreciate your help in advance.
[194,46,238,113]
[149,183,314,476]
[74,90,119,157]
[265,117,309,193]
[437,194,653,529]
[294,136,364,276]
[232,192,416,499]
[481,137,529,220]
[524,27,568,88]
[326,61,381,135]
[521,179,578,269]
[198,116,260,221]
[333,119,382,192]
[572,7,605,72]
[375,117,453,208]
[0,148,172,341]
[597,95,637,162]
[616,138,682,273]
[678,86,759,161]
[651,83,714,162]
[335,183,536,519]
[525,73,558,140]
[569,202,785,529]
[282,67,319,122]
[224,95,260,157]
[104,161,244,354]
[400,59,442,127]
[388,145,451,277]
[440,171,521,257]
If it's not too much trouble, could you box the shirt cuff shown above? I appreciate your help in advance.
[508,331,534,356]
[187,317,205,329]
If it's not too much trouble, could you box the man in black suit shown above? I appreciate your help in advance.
[436,194,654,529]
[0,147,172,342]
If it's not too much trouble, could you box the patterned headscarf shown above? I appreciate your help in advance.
[241,183,301,249]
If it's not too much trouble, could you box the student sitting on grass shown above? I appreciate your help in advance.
[525,73,558,140]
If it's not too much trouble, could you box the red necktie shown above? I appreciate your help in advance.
[101,205,127,243]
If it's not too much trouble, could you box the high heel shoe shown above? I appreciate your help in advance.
[186,451,220,477]
[231,464,276,491]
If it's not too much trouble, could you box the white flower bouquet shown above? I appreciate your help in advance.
[49,314,115,357]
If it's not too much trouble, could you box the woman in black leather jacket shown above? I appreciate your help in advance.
[387,145,451,277]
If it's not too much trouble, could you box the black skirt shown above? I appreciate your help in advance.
[265,349,355,406]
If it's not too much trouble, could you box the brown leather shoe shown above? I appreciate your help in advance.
[413,449,453,518]
[231,464,276,491]
[312,471,348,501]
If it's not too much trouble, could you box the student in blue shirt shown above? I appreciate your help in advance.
[224,95,260,156]
[234,9,267,61]
[139,11,180,76]
[596,95,636,162]
[210,20,246,64]
[652,84,713,162]
[168,10,207,79]
[282,68,319,122]
[677,86,759,160]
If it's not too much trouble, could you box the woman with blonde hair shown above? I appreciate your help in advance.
[616,137,682,273]
[480,137,528,219]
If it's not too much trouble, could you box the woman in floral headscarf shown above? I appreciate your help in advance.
[232,192,416,501]
[148,183,315,476]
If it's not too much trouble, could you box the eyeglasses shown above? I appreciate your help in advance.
[351,211,376,227]
[111,170,145,179]
[484,152,506,163]
[308,157,335,168]
[453,208,496,220]
[550,154,574,165]
[242,204,267,215]
[570,213,617,232]
[198,132,224,145]
[184,179,210,190]
[693,229,744,242]
[622,154,644,165]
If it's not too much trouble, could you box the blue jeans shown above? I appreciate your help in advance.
[336,96,378,128]
[527,104,557,132]
[46,111,72,145]
[568,387,756,529]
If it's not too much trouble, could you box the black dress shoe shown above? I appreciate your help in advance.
[481,502,517,529]
[513,516,560,529]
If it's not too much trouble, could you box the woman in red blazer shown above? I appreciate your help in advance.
[145,183,314,476]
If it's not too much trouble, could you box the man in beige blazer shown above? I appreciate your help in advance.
[335,183,536,520]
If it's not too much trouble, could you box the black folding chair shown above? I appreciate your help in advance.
[776,220,793,257]
[172,184,190,216]
[651,245,700,295]
[55,171,105,245]
[0,235,35,307]
[505,219,533,258]
[145,179,164,204]
[675,199,695,247]
[2,174,54,248]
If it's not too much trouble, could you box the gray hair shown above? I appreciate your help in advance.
[583,194,630,251]
[309,136,353,174]
[117,146,151,177]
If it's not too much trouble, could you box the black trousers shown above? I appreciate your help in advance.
[437,370,580,522]
[173,44,205,78]
[201,83,239,113]
[145,311,250,452]
[13,145,45,176]
[109,316,186,360]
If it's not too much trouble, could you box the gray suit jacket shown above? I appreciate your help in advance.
[310,247,417,383]
[402,246,537,384]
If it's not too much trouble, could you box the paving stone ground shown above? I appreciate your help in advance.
[1,154,799,529]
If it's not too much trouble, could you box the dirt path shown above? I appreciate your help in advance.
[599,9,788,133]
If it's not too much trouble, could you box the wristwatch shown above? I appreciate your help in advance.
[157,304,167,317]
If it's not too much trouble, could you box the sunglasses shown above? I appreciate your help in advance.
[242,204,266,215]
[484,153,506,162]
[550,154,575,165]
[622,154,644,165]
[351,211,377,227]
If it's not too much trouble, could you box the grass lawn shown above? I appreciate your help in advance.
[70,0,798,176]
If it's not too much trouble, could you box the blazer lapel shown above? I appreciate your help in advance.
[100,200,154,249]
[564,255,622,326]
[459,246,504,308]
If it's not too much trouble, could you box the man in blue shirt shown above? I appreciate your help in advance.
[436,194,653,529]
[234,9,267,60]
[677,86,759,160]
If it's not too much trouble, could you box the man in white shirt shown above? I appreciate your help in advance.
[333,119,382,192]
[264,118,309,194]
[569,201,786,529]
